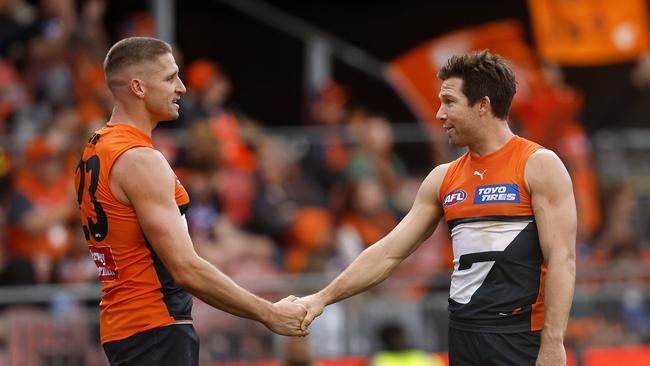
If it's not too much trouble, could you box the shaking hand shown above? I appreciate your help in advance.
[294,293,326,331]
[264,295,309,336]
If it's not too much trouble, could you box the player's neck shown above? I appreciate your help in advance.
[108,104,155,137]
[468,120,514,157]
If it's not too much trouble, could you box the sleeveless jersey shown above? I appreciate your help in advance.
[439,136,545,332]
[75,123,192,344]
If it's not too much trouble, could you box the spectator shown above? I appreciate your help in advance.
[249,136,325,248]
[283,336,323,366]
[372,323,444,366]
[56,228,97,283]
[338,178,398,251]
[286,207,335,273]
[590,182,641,264]
[183,59,258,172]
[301,80,351,196]
[347,113,407,210]
[6,136,76,284]
[0,0,38,58]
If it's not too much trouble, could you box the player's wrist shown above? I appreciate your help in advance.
[315,289,332,307]
[256,299,275,325]
[541,329,565,345]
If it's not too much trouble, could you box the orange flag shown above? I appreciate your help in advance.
[387,20,545,128]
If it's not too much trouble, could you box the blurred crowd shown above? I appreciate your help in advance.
[0,0,650,359]
[0,0,451,290]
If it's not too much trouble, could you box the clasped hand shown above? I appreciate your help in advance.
[264,294,326,337]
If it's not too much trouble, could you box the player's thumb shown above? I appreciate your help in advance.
[301,311,315,331]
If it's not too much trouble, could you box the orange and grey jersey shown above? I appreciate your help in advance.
[439,136,545,333]
[75,123,192,344]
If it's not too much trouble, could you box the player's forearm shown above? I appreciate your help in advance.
[177,256,272,323]
[317,206,437,306]
[317,240,401,306]
[541,250,576,343]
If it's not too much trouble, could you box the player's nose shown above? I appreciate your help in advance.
[436,105,447,121]
[177,79,187,95]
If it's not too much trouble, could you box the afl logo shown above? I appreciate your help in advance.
[443,190,467,206]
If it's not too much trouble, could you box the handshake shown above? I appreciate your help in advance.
[262,294,325,337]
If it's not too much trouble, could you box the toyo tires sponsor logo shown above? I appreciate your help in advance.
[443,190,467,206]
[474,184,520,204]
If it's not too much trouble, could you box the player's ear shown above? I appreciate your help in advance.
[130,78,146,99]
[479,96,491,116]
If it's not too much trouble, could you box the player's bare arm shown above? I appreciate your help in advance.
[297,163,449,329]
[111,147,308,336]
[526,149,577,366]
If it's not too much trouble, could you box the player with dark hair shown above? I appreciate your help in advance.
[297,50,576,366]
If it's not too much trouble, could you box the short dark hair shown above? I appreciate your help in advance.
[438,50,516,120]
[103,37,172,92]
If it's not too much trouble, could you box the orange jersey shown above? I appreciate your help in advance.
[75,123,192,344]
[9,170,72,260]
[439,136,546,332]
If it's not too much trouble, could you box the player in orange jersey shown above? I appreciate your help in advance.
[75,37,307,366]
[296,51,576,366]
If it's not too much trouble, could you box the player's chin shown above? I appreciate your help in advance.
[166,110,180,120]
[449,136,466,147]
[159,113,180,122]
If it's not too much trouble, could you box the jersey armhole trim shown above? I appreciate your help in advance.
[521,146,544,197]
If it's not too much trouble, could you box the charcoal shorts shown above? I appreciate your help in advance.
[448,327,541,366]
[103,324,199,366]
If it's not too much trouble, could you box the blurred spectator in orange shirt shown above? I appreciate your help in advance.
[184,59,257,172]
[286,207,334,273]
[69,37,111,127]
[181,60,260,225]
[6,136,76,284]
[339,178,398,249]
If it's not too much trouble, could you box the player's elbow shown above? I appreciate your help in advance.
[166,256,203,289]
[370,243,403,274]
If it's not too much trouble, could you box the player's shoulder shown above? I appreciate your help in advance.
[113,147,169,178]
[432,162,452,178]
[525,148,571,191]
[419,162,452,197]
[120,146,164,162]
[526,148,563,170]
